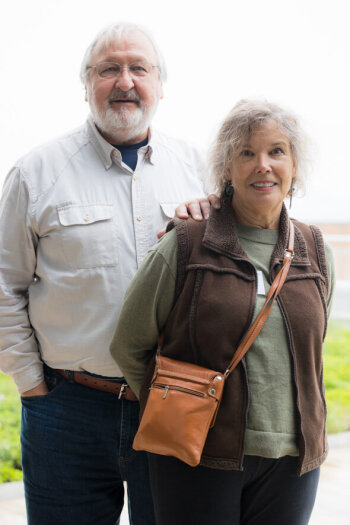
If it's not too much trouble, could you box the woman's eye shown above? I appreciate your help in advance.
[240,149,254,157]
[271,147,284,155]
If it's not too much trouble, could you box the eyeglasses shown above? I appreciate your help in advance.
[86,61,159,79]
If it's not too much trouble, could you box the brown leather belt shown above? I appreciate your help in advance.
[54,369,138,401]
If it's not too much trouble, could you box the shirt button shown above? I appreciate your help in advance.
[136,216,142,222]
[133,175,137,181]
[112,150,118,157]
[84,215,91,222]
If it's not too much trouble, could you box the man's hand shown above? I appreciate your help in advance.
[156,194,221,239]
[21,381,49,397]
[175,194,221,221]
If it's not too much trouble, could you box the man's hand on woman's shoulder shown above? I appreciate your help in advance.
[157,195,221,239]
[175,195,221,221]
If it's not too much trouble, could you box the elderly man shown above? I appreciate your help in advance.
[0,23,207,525]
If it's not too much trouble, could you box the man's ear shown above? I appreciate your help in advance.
[159,82,164,100]
[84,86,88,103]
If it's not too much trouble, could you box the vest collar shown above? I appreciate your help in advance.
[202,197,310,266]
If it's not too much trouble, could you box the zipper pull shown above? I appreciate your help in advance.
[162,386,169,399]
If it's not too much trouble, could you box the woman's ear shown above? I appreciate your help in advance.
[224,170,231,182]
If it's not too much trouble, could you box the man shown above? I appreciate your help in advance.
[0,23,207,525]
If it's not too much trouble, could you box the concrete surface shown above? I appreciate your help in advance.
[0,432,349,524]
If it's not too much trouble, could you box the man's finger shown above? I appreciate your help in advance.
[174,203,189,219]
[157,228,166,239]
[208,194,221,209]
[198,199,211,220]
[186,201,203,221]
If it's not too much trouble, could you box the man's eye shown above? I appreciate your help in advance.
[99,64,120,75]
[129,64,148,75]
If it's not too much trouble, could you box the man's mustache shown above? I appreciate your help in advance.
[108,90,141,103]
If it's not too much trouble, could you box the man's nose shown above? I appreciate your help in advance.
[115,68,135,91]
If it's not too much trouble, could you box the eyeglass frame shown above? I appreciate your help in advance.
[85,61,160,80]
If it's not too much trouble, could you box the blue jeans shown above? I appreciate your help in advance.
[21,366,155,525]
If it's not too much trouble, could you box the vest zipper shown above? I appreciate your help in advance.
[203,242,257,470]
[275,288,306,476]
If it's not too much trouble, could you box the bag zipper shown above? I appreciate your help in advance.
[152,383,205,400]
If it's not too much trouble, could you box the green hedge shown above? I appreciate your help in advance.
[1,320,350,483]
[0,374,22,483]
[323,321,350,433]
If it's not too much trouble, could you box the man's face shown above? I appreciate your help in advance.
[86,30,163,144]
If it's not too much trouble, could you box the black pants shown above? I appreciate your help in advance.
[148,454,320,525]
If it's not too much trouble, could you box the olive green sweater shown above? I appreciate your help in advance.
[111,226,334,459]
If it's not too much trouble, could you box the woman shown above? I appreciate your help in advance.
[110,99,334,525]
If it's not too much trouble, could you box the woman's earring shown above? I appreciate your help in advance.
[289,183,295,209]
[224,180,234,197]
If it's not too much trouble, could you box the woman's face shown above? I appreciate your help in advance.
[227,120,296,222]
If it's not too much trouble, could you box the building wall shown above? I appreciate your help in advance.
[317,224,350,320]
[318,224,350,281]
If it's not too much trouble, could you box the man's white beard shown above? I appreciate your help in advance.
[89,96,157,144]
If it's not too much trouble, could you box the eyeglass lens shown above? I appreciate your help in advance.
[95,62,152,78]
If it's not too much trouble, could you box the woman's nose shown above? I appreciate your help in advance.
[255,154,272,173]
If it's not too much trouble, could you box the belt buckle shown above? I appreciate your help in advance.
[118,383,128,399]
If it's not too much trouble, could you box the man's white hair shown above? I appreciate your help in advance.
[80,22,167,85]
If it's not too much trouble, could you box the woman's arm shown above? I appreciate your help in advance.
[110,229,178,397]
[325,241,335,317]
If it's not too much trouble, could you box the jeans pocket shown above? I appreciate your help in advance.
[21,375,65,402]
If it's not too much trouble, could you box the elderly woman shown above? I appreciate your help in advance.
[110,99,334,525]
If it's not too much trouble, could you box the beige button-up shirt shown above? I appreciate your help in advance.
[0,117,205,393]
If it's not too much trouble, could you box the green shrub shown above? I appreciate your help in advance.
[323,320,350,434]
[0,373,22,482]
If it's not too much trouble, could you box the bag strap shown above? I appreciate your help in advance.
[224,220,295,376]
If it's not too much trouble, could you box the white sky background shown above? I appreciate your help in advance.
[0,0,349,223]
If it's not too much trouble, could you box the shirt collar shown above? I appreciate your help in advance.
[87,115,156,169]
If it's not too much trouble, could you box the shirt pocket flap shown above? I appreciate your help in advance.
[160,202,179,219]
[57,204,114,226]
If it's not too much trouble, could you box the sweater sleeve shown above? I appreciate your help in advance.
[110,229,178,397]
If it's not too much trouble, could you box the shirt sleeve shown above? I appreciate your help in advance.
[110,229,178,397]
[0,168,44,393]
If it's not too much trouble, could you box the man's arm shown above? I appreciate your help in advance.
[21,382,49,396]
[0,168,46,395]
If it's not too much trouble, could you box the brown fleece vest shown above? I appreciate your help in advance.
[140,199,329,475]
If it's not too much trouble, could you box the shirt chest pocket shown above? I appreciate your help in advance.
[57,204,118,269]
